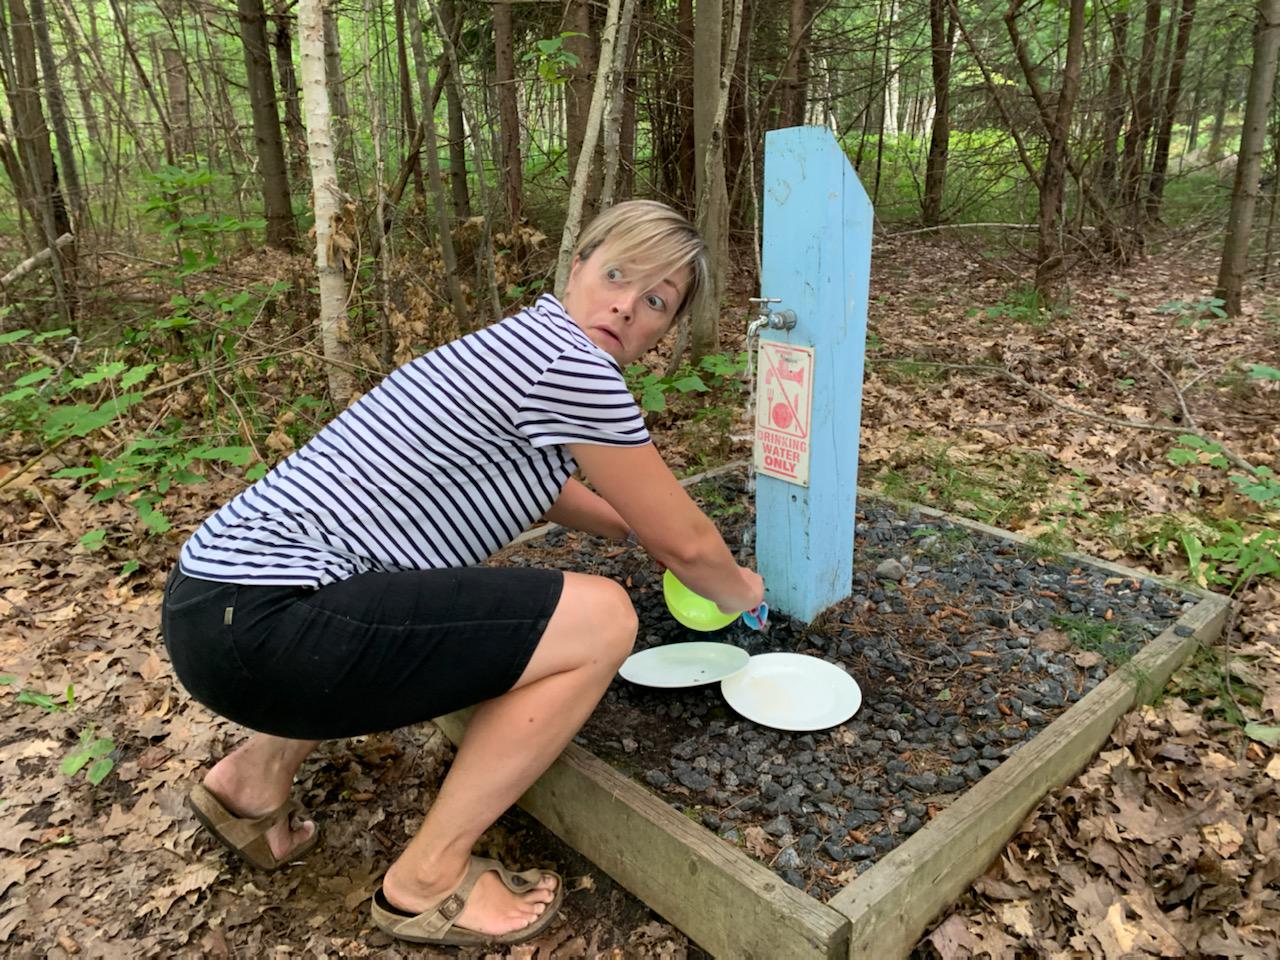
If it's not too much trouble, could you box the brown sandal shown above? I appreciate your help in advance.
[187,783,320,871]
[371,855,563,946]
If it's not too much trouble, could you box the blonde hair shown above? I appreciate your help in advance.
[572,200,708,324]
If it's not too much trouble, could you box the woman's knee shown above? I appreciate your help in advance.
[551,572,636,666]
[518,573,637,685]
[581,574,637,659]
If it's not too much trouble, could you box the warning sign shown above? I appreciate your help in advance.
[754,342,814,486]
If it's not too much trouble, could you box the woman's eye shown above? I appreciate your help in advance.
[606,267,623,281]
[646,294,667,311]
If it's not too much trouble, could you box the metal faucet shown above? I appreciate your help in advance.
[747,297,797,339]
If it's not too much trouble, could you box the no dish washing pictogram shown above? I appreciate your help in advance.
[754,342,814,486]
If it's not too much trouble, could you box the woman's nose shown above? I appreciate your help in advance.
[611,295,635,320]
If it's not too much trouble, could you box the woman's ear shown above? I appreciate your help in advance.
[564,255,582,295]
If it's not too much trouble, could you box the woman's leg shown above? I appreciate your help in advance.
[200,735,320,860]
[380,571,637,936]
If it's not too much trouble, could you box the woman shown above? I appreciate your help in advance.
[162,200,764,947]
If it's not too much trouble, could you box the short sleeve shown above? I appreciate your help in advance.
[515,346,650,448]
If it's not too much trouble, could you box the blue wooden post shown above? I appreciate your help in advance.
[756,126,871,623]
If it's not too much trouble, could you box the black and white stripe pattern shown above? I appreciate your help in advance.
[179,295,649,586]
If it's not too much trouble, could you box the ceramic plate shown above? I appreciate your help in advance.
[618,642,751,688]
[720,653,862,731]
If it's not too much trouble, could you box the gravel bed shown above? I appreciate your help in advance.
[491,471,1198,901]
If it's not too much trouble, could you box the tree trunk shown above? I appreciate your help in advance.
[1215,0,1280,315]
[106,0,174,165]
[724,0,752,226]
[237,0,296,250]
[690,0,738,360]
[493,1,522,221]
[555,0,623,294]
[781,0,809,127]
[1005,0,1086,302]
[564,0,603,215]
[6,0,73,323]
[1099,9,1128,197]
[922,0,954,225]
[321,3,354,175]
[426,0,500,315]
[49,0,100,155]
[0,107,35,255]
[599,0,637,208]
[438,0,470,218]
[619,25,639,200]
[882,0,899,138]
[29,0,83,229]
[1147,0,1196,220]
[407,0,469,331]
[393,0,424,199]
[159,45,193,157]
[1206,45,1236,163]
[675,0,695,212]
[297,0,354,406]
[1120,0,1161,209]
[272,6,309,182]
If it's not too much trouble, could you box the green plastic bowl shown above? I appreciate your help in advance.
[663,570,739,631]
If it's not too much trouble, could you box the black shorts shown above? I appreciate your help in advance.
[161,566,564,740]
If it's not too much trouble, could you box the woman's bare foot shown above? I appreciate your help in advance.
[201,736,318,862]
[381,858,558,938]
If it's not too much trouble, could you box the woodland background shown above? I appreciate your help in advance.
[0,0,1278,956]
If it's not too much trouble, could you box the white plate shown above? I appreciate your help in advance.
[619,642,751,688]
[720,653,862,731]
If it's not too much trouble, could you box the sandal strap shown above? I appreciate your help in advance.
[218,798,298,851]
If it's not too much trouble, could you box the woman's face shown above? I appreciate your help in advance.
[561,241,691,365]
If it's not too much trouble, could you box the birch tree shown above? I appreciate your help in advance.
[554,0,623,295]
[298,0,354,406]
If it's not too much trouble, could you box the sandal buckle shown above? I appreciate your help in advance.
[439,894,464,920]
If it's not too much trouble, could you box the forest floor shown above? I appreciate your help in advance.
[0,229,1277,957]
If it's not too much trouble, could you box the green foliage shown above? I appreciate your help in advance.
[60,726,116,786]
[54,431,256,536]
[876,444,1053,528]
[1245,722,1280,746]
[6,680,115,787]
[881,359,948,384]
[1171,645,1266,728]
[1150,436,1280,593]
[1156,297,1228,330]
[625,351,746,414]
[521,33,584,84]
[971,284,1058,327]
[1049,614,1142,667]
[142,165,265,275]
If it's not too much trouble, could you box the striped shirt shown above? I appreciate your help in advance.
[178,294,649,586]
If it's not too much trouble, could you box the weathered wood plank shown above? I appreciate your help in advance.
[828,593,1230,958]
[756,127,871,622]
[434,710,850,959]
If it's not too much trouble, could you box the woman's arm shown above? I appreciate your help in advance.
[568,442,763,613]
[543,476,630,540]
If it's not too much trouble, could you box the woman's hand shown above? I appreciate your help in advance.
[716,566,764,615]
